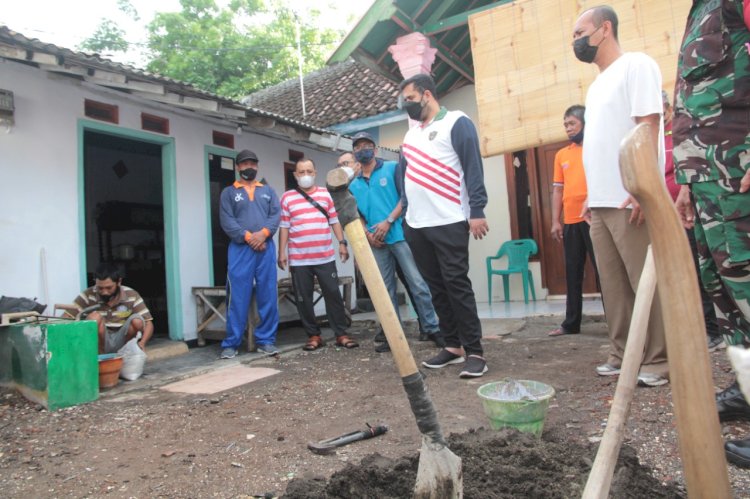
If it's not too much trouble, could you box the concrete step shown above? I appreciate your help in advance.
[146,338,189,363]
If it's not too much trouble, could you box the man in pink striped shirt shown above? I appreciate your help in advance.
[278,158,358,351]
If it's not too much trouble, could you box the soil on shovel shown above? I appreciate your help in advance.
[284,428,683,498]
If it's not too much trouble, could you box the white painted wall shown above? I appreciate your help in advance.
[0,60,355,341]
[375,84,543,303]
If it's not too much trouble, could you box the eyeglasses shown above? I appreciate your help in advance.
[337,160,352,167]
[353,143,375,152]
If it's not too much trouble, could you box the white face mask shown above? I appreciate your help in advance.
[341,167,355,180]
[297,175,315,189]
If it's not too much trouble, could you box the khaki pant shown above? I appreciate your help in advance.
[590,208,668,377]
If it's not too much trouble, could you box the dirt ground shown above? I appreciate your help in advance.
[1,316,749,498]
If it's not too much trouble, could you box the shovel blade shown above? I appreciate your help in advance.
[413,435,463,499]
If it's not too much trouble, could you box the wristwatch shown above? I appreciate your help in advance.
[386,216,395,224]
[339,240,348,246]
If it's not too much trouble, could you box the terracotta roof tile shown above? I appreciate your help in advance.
[243,59,400,128]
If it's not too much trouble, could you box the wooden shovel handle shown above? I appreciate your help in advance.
[327,169,448,446]
[619,123,731,498]
[583,247,656,499]
[343,220,418,377]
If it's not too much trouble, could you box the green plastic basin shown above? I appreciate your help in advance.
[477,379,555,437]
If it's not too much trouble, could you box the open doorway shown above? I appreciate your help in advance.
[206,150,236,286]
[504,143,599,297]
[82,130,169,336]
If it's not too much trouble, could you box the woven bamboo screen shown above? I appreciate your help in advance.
[468,0,690,158]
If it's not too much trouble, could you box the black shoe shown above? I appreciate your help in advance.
[375,342,391,353]
[422,349,464,369]
[419,332,446,348]
[717,381,750,422]
[726,438,750,468]
[459,355,488,378]
[373,330,386,343]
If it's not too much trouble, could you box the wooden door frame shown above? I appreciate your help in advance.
[505,142,599,295]
[503,144,561,290]
[503,148,545,262]
[77,119,182,340]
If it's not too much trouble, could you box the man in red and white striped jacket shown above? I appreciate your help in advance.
[278,158,358,351]
[398,73,490,378]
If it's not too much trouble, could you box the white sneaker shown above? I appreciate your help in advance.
[596,363,621,376]
[637,373,668,387]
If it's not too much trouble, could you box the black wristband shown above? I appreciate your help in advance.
[339,240,348,246]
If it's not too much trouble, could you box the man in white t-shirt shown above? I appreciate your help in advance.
[573,5,668,386]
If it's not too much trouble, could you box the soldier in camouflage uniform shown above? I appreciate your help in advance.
[672,0,750,467]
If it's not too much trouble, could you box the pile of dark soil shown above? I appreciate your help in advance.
[284,428,684,498]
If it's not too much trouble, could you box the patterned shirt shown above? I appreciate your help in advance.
[68,285,153,329]
[280,187,339,266]
[399,107,487,228]
[673,0,750,183]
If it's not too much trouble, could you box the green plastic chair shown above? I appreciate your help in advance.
[486,239,538,304]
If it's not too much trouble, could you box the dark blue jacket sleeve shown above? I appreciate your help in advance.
[451,116,487,219]
[264,187,281,236]
[219,188,248,244]
[397,152,408,214]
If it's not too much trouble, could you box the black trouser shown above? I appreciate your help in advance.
[686,226,719,337]
[404,221,483,356]
[561,221,598,333]
[290,261,348,338]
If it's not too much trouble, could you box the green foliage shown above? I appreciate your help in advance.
[145,0,343,99]
[78,19,129,54]
[79,1,139,56]
[117,0,140,21]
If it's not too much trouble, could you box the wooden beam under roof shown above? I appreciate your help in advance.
[85,76,165,95]
[180,96,219,112]
[29,51,57,66]
[422,2,507,36]
[328,0,398,64]
[421,0,462,26]
[0,44,27,61]
[411,0,435,21]
[390,9,474,83]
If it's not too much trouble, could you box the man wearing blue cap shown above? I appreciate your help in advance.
[348,132,444,353]
[219,149,281,358]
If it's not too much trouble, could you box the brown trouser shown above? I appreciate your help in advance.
[590,208,668,377]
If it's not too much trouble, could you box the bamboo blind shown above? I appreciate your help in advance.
[468,0,691,157]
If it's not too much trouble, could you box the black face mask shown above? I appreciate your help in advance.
[573,28,602,64]
[354,148,375,164]
[570,130,584,144]
[239,168,257,181]
[99,285,120,303]
[402,98,425,121]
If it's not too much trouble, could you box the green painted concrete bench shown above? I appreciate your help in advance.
[0,320,99,410]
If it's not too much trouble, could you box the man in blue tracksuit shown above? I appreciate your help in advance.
[219,149,281,358]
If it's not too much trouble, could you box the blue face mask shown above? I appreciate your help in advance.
[354,148,375,164]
